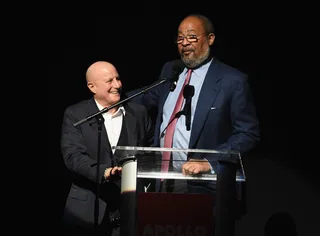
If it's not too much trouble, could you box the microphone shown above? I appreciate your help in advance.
[160,111,183,138]
[169,59,185,92]
[183,85,195,131]
[160,85,194,138]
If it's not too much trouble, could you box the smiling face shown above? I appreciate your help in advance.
[86,61,122,109]
[177,16,215,68]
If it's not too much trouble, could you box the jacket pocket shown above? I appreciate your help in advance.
[69,187,88,201]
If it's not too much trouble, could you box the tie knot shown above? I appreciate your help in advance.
[184,69,193,84]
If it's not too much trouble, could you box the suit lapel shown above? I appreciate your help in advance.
[87,99,113,158]
[88,104,139,167]
[189,59,221,148]
[114,106,137,151]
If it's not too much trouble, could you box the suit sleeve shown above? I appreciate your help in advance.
[215,75,260,160]
[125,61,173,111]
[126,81,161,111]
[203,74,260,168]
[60,108,109,183]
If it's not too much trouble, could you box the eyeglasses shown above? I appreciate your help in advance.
[175,33,207,44]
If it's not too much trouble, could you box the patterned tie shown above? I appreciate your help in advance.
[161,69,193,175]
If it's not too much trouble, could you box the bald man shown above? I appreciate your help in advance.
[60,61,154,235]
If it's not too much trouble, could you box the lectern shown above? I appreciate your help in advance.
[113,146,245,236]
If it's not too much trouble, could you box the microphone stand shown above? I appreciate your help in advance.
[73,77,169,228]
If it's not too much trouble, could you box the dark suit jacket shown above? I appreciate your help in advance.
[129,58,260,192]
[60,98,153,229]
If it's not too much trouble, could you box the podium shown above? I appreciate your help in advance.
[113,146,245,236]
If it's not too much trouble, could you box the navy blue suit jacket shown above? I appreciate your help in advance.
[129,58,260,191]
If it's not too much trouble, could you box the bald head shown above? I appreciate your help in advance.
[85,61,122,110]
[86,61,117,83]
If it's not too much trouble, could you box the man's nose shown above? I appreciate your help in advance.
[181,37,191,46]
[112,79,121,87]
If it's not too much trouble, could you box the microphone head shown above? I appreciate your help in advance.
[171,59,185,78]
[159,59,185,80]
[159,59,185,91]
[169,59,185,91]
[183,85,195,98]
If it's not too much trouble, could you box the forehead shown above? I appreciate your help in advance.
[92,67,119,82]
[101,67,117,75]
[178,17,204,34]
[100,70,119,80]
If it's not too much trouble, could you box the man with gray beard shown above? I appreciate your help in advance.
[128,14,260,194]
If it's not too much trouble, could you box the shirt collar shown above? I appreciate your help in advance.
[94,99,126,116]
[182,57,213,78]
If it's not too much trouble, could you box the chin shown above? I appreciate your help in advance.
[181,57,195,67]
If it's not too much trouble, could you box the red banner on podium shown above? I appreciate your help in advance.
[137,192,214,236]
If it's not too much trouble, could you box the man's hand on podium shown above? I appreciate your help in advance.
[182,159,212,176]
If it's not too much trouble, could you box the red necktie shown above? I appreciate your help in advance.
[161,69,192,175]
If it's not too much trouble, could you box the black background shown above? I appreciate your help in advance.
[48,11,317,235]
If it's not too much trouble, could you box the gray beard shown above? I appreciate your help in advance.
[182,47,210,69]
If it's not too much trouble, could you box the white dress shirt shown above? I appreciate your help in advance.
[95,101,125,153]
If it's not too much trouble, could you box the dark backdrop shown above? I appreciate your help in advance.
[48,13,317,235]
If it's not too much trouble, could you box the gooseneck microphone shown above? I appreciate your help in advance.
[169,59,185,92]
[160,85,195,138]
[160,111,184,139]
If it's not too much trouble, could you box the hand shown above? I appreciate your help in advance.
[104,166,122,181]
[182,159,211,176]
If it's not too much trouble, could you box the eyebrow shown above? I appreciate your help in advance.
[178,29,197,34]
[105,76,120,81]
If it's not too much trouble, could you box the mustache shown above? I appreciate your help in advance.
[181,47,194,52]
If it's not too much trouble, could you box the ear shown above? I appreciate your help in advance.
[208,33,215,46]
[87,82,96,94]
